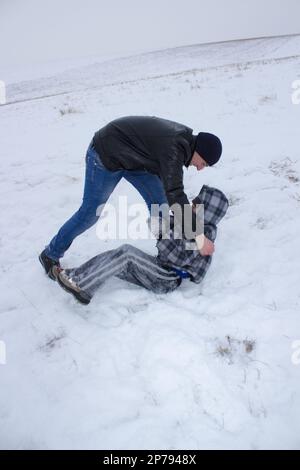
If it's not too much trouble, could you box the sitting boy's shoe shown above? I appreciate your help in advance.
[39,250,61,280]
[55,268,91,305]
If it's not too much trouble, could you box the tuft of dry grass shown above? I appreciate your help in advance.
[243,339,256,354]
[59,106,81,116]
[269,157,299,183]
[38,330,66,353]
[258,94,277,105]
[215,335,256,363]
[228,194,242,207]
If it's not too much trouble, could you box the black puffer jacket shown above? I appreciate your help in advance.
[93,116,197,212]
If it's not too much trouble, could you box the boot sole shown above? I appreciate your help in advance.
[56,271,91,305]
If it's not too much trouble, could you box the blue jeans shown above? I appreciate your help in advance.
[45,141,168,260]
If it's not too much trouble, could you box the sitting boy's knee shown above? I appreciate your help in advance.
[119,243,134,254]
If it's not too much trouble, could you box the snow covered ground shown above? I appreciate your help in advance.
[0,35,300,450]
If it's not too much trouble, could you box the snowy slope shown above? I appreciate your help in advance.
[4,34,300,105]
[0,35,300,450]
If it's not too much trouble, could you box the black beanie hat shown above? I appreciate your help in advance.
[195,132,222,166]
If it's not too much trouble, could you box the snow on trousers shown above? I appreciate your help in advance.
[64,244,182,298]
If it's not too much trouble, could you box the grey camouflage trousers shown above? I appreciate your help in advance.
[64,244,181,298]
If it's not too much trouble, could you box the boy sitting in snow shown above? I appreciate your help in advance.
[53,186,228,304]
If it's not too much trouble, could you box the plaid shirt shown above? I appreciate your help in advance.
[152,185,229,283]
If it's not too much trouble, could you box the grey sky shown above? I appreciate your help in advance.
[1,0,299,68]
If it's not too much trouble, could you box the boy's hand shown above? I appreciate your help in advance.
[195,234,215,256]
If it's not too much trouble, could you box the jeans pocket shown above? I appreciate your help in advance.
[85,152,98,184]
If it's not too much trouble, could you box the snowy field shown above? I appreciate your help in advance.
[0,35,300,450]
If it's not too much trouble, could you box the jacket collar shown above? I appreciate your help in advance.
[185,134,197,167]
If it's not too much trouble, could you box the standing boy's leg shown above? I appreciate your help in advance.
[124,171,168,213]
[44,142,123,261]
